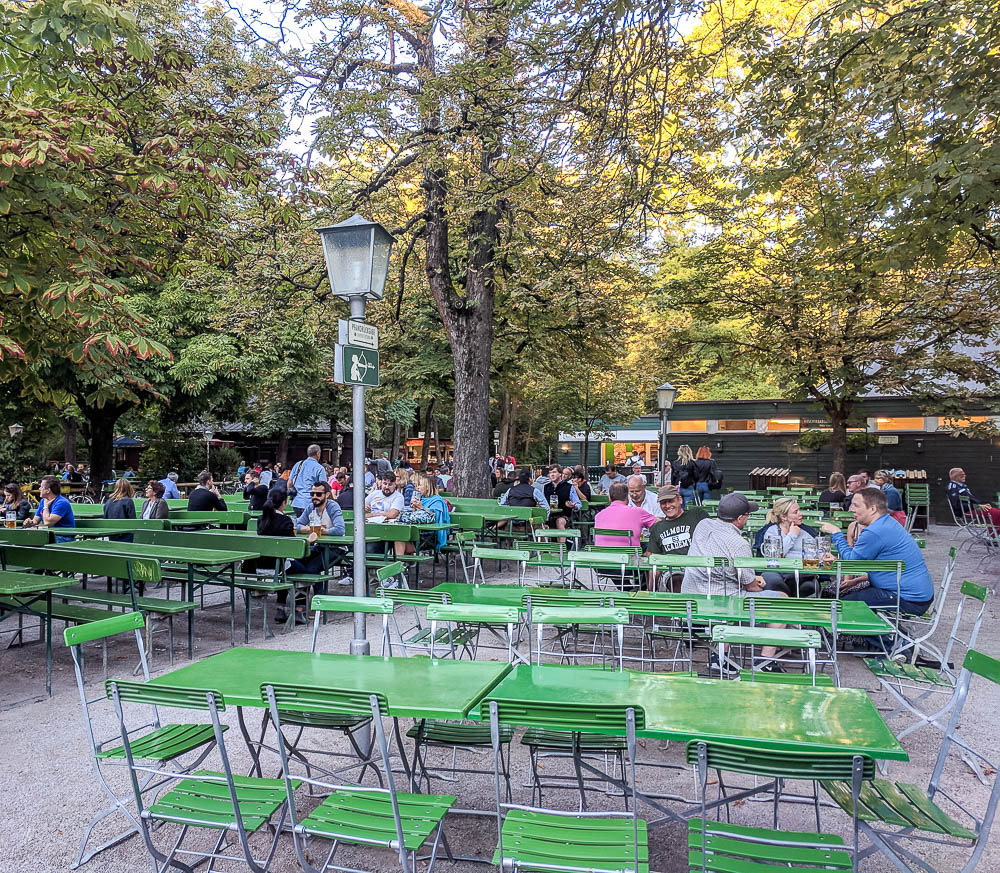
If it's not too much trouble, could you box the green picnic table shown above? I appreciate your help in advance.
[50,539,259,658]
[148,647,512,779]
[0,571,67,696]
[478,662,906,825]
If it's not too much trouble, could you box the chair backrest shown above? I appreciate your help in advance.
[934,581,989,684]
[106,679,225,711]
[263,685,406,869]
[427,603,519,660]
[66,613,150,759]
[533,528,582,541]
[531,606,629,669]
[375,560,406,587]
[592,527,634,544]
[309,594,394,655]
[686,739,874,781]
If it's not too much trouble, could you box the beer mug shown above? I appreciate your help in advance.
[5,511,15,530]
[312,524,325,537]
[762,533,781,560]
[548,493,558,508]
[802,539,820,569]
[817,535,833,568]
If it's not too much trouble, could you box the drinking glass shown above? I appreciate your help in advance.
[4,511,15,530]
[802,539,820,569]
[762,533,781,560]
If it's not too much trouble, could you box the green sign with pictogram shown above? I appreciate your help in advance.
[334,343,380,387]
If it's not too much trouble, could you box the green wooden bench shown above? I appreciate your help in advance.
[0,528,52,546]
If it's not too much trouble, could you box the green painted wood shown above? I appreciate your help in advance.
[49,538,258,565]
[263,682,389,717]
[375,561,404,582]
[964,649,1000,685]
[647,554,716,569]
[960,580,988,602]
[96,723,222,761]
[532,606,629,626]
[685,740,875,780]
[0,529,53,546]
[821,780,977,839]
[712,624,822,649]
[377,587,449,606]
[57,587,196,615]
[688,819,851,871]
[74,519,171,530]
[739,670,835,687]
[480,664,908,761]
[64,610,144,646]
[425,603,519,624]
[0,571,77,596]
[312,594,394,615]
[167,510,249,527]
[864,657,952,686]
[149,649,512,719]
[406,720,515,745]
[301,789,455,851]
[134,529,308,559]
[0,544,162,584]
[107,679,225,711]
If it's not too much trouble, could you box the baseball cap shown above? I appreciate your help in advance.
[656,485,680,501]
[717,492,759,521]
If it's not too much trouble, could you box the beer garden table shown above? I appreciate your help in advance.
[51,539,259,657]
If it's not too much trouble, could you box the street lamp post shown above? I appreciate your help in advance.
[203,429,213,471]
[493,429,500,456]
[318,215,395,656]
[656,382,676,483]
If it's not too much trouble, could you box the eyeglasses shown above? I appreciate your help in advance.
[310,491,326,496]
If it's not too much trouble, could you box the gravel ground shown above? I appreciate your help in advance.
[0,524,997,873]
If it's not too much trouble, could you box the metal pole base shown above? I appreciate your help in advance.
[350,639,371,656]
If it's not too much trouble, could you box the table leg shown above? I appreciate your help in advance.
[187,566,195,659]
[237,705,266,778]
[45,591,52,697]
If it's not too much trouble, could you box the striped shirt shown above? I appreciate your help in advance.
[681,517,756,596]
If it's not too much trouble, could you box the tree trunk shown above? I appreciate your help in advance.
[276,433,289,467]
[431,413,442,465]
[83,404,126,499]
[828,404,851,475]
[61,416,78,464]
[391,420,401,463]
[583,428,590,472]
[420,398,435,470]
[499,390,517,457]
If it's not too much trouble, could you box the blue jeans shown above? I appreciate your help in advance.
[679,486,695,508]
[696,481,711,502]
[841,585,932,616]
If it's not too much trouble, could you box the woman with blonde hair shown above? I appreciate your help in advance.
[674,445,696,506]
[396,467,415,505]
[396,473,451,555]
[103,478,136,519]
[752,497,820,596]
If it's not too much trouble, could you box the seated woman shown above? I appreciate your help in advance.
[752,497,820,596]
[819,472,848,512]
[1,483,32,523]
[103,478,136,519]
[254,488,321,626]
[396,473,451,557]
[141,480,169,519]
[397,467,415,506]
[874,470,907,524]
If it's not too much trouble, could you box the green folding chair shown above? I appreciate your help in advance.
[107,679,298,873]
[823,650,1000,873]
[377,585,453,655]
[426,602,519,661]
[864,580,989,778]
[689,739,871,873]
[712,624,823,683]
[66,613,223,870]
[489,699,648,873]
[263,683,455,873]
[469,545,528,585]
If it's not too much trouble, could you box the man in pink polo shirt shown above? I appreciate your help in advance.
[593,481,658,547]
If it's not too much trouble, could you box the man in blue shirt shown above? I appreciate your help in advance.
[820,487,933,614]
[159,472,181,500]
[597,463,626,494]
[23,476,76,542]
[287,444,328,513]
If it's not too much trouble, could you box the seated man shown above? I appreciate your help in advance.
[365,471,406,555]
[682,492,785,673]
[23,476,76,542]
[159,471,181,500]
[947,467,1000,527]
[593,481,658,547]
[187,471,227,511]
[597,463,626,495]
[294,480,346,574]
[627,475,664,519]
[820,487,934,615]
[646,485,708,591]
[542,465,581,531]
[499,468,549,514]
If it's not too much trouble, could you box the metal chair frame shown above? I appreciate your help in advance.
[66,613,220,871]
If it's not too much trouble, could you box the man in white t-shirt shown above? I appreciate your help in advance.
[365,472,405,522]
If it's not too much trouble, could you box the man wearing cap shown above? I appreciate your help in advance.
[646,485,709,591]
[683,491,785,673]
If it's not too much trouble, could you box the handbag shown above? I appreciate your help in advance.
[399,508,435,524]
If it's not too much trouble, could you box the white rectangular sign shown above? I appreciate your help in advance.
[338,319,378,349]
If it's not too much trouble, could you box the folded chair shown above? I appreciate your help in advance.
[107,679,297,873]
[264,683,455,873]
[68,613,223,869]
[823,649,1000,873]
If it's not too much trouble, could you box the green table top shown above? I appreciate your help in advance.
[65,504,105,518]
[428,584,892,635]
[50,539,258,565]
[0,571,70,596]
[150,648,512,718]
[479,664,908,761]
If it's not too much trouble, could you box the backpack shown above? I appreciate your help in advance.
[709,460,724,490]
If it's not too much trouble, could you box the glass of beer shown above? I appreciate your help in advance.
[5,511,15,530]
[802,540,820,569]
[312,524,325,537]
